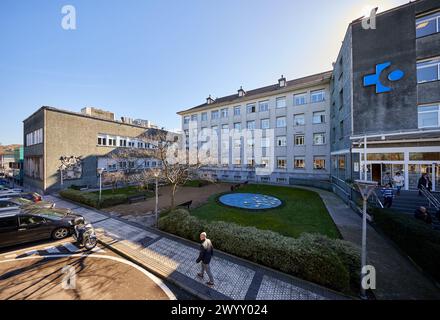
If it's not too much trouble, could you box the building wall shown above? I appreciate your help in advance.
[43,109,148,192]
[181,81,331,184]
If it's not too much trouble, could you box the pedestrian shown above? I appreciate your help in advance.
[381,183,394,208]
[196,232,215,286]
[417,173,432,196]
[382,172,393,187]
[414,206,432,224]
[393,172,404,196]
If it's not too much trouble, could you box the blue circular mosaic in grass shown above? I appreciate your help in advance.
[219,193,282,210]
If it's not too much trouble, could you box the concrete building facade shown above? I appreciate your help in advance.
[178,72,332,186]
[23,107,158,193]
[330,0,440,198]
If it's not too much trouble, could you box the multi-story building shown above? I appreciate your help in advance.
[330,0,440,199]
[178,72,332,185]
[23,106,160,193]
[0,151,15,178]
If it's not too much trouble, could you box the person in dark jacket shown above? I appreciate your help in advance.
[418,173,432,196]
[381,184,394,208]
[414,206,432,224]
[196,232,214,286]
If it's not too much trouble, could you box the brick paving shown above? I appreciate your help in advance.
[44,194,348,300]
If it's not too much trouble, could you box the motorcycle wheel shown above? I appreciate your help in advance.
[83,237,97,250]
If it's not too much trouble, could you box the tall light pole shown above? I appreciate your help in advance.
[97,168,105,205]
[355,179,378,299]
[152,168,162,227]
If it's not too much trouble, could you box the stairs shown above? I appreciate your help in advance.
[379,190,435,214]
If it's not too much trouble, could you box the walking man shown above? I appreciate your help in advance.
[196,232,215,286]
[381,183,394,208]
[393,172,404,196]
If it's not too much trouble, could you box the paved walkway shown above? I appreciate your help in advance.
[44,195,347,300]
[295,186,440,300]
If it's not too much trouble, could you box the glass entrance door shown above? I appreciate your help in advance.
[408,164,432,190]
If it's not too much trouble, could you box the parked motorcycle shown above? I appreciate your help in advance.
[72,217,97,250]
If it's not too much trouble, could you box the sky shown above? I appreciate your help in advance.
[0,0,407,145]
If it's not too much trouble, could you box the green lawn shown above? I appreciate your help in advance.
[190,184,341,239]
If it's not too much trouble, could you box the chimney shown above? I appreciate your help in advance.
[206,95,214,104]
[278,75,286,87]
[238,86,246,97]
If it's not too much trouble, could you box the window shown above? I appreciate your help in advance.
[247,121,256,130]
[98,136,107,146]
[246,104,256,113]
[332,127,336,144]
[311,89,325,103]
[259,100,269,112]
[338,155,345,169]
[183,116,190,124]
[261,137,270,148]
[313,133,326,145]
[191,114,198,121]
[276,177,287,183]
[26,128,43,146]
[119,139,127,147]
[339,89,344,110]
[294,156,305,169]
[276,116,286,128]
[108,137,117,146]
[211,110,219,120]
[234,139,241,148]
[247,139,255,148]
[313,157,326,170]
[261,157,270,167]
[211,125,218,133]
[261,176,270,182]
[294,114,305,126]
[234,158,241,166]
[234,122,242,131]
[418,104,440,128]
[276,136,287,147]
[294,93,307,105]
[277,157,287,169]
[261,119,270,129]
[19,216,45,226]
[234,106,241,116]
[201,112,208,121]
[221,108,229,118]
[247,158,255,167]
[417,57,440,83]
[222,124,229,133]
[0,217,17,228]
[312,111,326,124]
[276,97,286,108]
[416,11,440,38]
[295,134,305,146]
[339,120,344,138]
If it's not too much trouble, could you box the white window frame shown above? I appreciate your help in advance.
[247,120,256,130]
[417,56,440,83]
[246,103,256,114]
[310,89,325,103]
[276,116,286,128]
[234,106,241,116]
[276,136,287,147]
[201,112,208,121]
[211,110,219,120]
[277,157,287,169]
[418,104,440,128]
[312,111,326,124]
[294,114,305,126]
[295,134,305,146]
[276,96,287,108]
[416,11,440,38]
[261,118,270,129]
[294,93,307,106]
[294,156,306,169]
[258,100,269,112]
[313,132,326,145]
[221,108,229,118]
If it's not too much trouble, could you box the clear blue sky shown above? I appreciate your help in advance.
[0,0,406,145]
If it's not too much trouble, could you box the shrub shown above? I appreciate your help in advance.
[159,209,360,294]
[59,189,127,208]
[370,208,440,282]
[184,179,212,188]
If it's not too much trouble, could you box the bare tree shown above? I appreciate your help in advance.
[102,171,125,193]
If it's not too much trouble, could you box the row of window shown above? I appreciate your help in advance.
[418,103,440,128]
[216,156,326,170]
[185,112,326,133]
[106,160,161,171]
[25,128,43,147]
[416,10,440,38]
[97,134,154,149]
[183,90,326,123]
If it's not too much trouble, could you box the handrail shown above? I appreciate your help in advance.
[420,185,440,211]
[370,189,384,209]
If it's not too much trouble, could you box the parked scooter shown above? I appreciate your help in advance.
[72,217,97,250]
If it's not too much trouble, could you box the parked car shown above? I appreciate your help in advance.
[0,200,20,212]
[0,208,83,248]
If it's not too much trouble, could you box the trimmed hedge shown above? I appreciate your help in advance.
[184,179,212,188]
[370,208,440,283]
[59,189,127,208]
[159,209,360,294]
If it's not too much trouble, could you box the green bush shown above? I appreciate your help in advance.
[184,179,212,188]
[159,209,360,294]
[59,189,127,208]
[370,208,440,282]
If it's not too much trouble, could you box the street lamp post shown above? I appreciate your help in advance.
[152,168,162,227]
[97,168,105,206]
[355,179,378,300]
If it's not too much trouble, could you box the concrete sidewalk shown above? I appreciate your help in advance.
[44,195,348,300]
[295,186,440,300]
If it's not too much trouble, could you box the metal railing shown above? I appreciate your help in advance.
[419,185,440,211]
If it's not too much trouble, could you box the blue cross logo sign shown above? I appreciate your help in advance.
[363,62,405,94]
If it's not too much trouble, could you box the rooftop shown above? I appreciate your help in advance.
[177,70,332,115]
